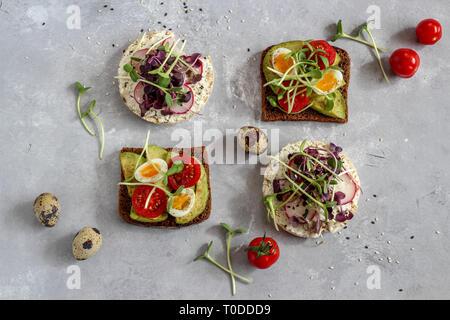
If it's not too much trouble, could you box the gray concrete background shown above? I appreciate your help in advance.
[0,0,449,299]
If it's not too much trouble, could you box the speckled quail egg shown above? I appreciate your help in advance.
[33,193,60,227]
[238,126,268,155]
[72,227,102,261]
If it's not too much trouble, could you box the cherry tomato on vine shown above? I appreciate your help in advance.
[416,19,442,45]
[246,234,280,269]
[389,49,420,78]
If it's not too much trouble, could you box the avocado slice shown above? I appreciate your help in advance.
[146,144,168,160]
[120,152,146,197]
[130,207,168,223]
[175,162,209,224]
[262,40,305,95]
[310,90,346,119]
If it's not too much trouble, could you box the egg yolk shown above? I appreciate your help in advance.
[315,72,338,92]
[172,194,191,210]
[274,53,294,74]
[141,163,161,178]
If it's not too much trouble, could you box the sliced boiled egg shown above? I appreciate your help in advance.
[167,188,196,217]
[272,48,295,74]
[312,69,344,95]
[135,158,168,183]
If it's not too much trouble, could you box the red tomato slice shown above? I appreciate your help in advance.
[132,185,167,218]
[168,155,201,190]
[306,40,336,70]
[277,81,310,114]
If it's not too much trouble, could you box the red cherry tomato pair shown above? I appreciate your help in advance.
[277,40,336,113]
[247,235,280,269]
[131,155,201,218]
[390,19,442,78]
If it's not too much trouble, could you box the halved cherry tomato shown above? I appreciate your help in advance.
[389,48,420,78]
[277,81,310,114]
[132,185,167,218]
[247,235,280,269]
[168,155,201,190]
[305,40,336,70]
[416,19,442,45]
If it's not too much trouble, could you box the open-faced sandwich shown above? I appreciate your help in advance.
[262,140,361,238]
[118,131,211,228]
[117,30,214,124]
[261,40,350,123]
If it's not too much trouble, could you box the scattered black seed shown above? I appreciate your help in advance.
[344,226,348,229]
[140,28,144,32]
[364,245,368,249]
[373,194,377,198]
[164,12,168,16]
[163,25,166,28]
[104,4,108,8]
[185,10,188,13]
[398,289,403,292]
[160,2,164,4]
[158,21,161,24]
[110,8,114,11]
[247,48,250,52]
[371,221,375,224]
[183,2,186,5]
[168,28,172,31]
[346,237,350,240]
[42,22,46,26]
[410,235,415,239]
[123,49,125,53]
[199,8,203,11]
[112,44,115,47]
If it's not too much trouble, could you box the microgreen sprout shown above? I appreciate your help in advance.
[220,223,246,296]
[74,82,105,160]
[332,19,388,51]
[162,160,184,186]
[194,241,253,285]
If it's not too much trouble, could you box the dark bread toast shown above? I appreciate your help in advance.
[118,146,211,228]
[261,46,350,123]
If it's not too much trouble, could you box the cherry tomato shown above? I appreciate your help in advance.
[168,155,201,190]
[389,49,420,78]
[132,185,167,218]
[306,40,336,70]
[416,19,442,45]
[247,235,280,269]
[277,81,310,114]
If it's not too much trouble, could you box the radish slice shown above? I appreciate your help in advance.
[168,85,194,114]
[131,49,148,69]
[305,210,317,222]
[284,198,305,219]
[334,173,357,205]
[162,36,175,49]
[133,82,145,104]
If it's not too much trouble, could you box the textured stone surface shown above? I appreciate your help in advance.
[0,0,449,299]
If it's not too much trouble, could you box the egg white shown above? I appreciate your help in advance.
[312,69,344,95]
[167,188,196,217]
[135,158,168,183]
[272,48,295,74]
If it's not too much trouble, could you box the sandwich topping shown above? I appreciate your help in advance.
[263,140,360,234]
[118,33,205,117]
[263,40,346,118]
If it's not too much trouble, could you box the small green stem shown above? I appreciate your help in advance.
[204,255,252,284]
[226,232,236,296]
[89,111,105,160]
[77,94,95,136]
[362,27,390,84]
[341,33,388,51]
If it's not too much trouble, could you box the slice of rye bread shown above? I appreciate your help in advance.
[118,146,211,229]
[261,46,350,123]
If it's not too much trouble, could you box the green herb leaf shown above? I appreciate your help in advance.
[130,57,142,62]
[158,74,171,88]
[130,70,139,82]
[330,180,338,185]
[266,96,278,108]
[220,223,232,233]
[325,98,334,111]
[165,93,173,107]
[123,64,133,73]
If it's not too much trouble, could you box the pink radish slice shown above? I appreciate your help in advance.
[168,85,194,114]
[305,210,317,222]
[133,81,146,104]
[334,173,357,205]
[162,36,175,48]
[131,49,149,69]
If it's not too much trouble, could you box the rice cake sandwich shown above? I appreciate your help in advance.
[117,30,214,124]
[262,140,361,238]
